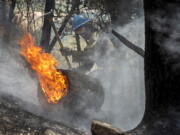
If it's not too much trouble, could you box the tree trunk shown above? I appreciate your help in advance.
[40,0,55,52]
[8,0,16,23]
[0,0,11,42]
[0,0,7,21]
[143,0,180,122]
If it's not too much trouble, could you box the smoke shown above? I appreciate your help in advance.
[0,39,39,106]
[87,17,145,131]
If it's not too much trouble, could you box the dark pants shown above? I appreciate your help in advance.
[73,61,94,74]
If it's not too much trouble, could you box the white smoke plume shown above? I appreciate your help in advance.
[87,17,145,131]
[0,39,40,106]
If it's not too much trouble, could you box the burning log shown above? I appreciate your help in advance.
[38,69,104,115]
[18,33,69,104]
[18,33,104,117]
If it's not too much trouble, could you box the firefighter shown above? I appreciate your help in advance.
[60,15,113,122]
[60,15,114,74]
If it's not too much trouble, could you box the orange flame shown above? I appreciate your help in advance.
[18,33,68,104]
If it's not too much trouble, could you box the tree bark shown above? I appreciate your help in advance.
[143,0,180,123]
[0,0,7,22]
[0,0,11,42]
[40,0,55,52]
[8,0,16,23]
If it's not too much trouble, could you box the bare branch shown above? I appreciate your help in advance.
[112,29,145,57]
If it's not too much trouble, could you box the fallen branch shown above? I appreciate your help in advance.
[112,30,145,57]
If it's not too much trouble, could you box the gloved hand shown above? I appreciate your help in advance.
[60,48,72,56]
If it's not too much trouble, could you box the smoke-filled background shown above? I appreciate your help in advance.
[89,17,145,130]
[0,0,145,132]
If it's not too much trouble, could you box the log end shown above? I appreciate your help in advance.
[91,120,126,135]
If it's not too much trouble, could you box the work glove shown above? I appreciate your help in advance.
[60,48,72,56]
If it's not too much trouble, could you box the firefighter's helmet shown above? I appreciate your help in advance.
[72,15,90,31]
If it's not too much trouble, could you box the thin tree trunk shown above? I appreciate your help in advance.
[75,0,81,52]
[0,0,10,42]
[8,0,16,23]
[0,0,7,21]
[40,0,55,52]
